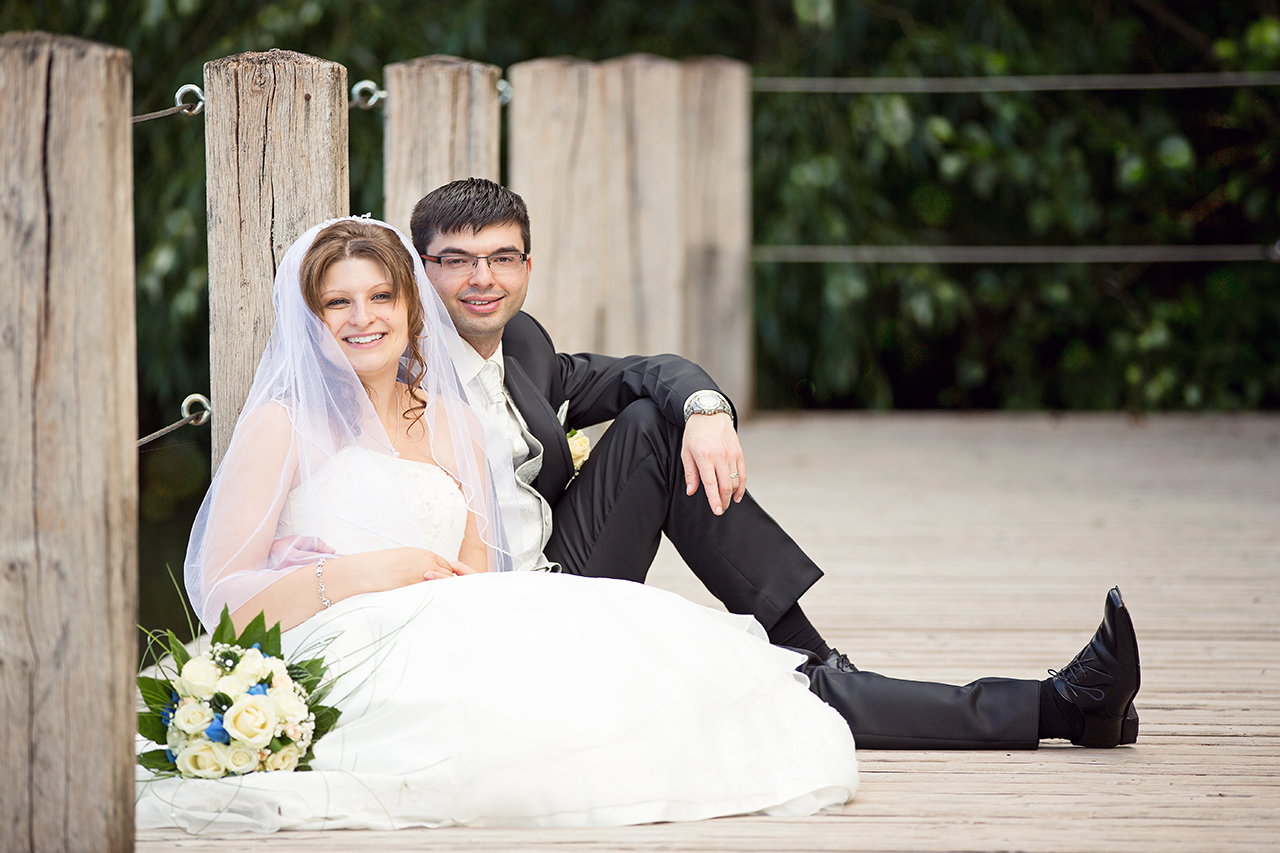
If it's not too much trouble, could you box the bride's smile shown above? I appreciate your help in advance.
[318,256,409,382]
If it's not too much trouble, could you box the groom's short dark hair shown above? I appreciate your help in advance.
[410,178,532,256]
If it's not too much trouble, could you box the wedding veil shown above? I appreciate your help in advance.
[184,217,523,630]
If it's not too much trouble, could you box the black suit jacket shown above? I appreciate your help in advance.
[499,311,730,508]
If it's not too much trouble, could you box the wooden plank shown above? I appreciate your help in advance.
[136,414,1280,852]
[681,57,752,412]
[204,49,348,468]
[507,57,609,354]
[382,55,501,235]
[599,54,684,356]
[1,31,137,853]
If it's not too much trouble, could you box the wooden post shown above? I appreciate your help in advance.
[681,58,753,412]
[507,54,752,410]
[599,54,685,357]
[383,56,501,235]
[507,57,610,354]
[205,49,349,468]
[0,32,137,853]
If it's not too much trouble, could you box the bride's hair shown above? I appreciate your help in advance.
[300,219,429,423]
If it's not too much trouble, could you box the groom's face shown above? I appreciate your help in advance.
[423,223,529,359]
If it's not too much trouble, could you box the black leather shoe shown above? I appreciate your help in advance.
[1049,586,1141,747]
[824,649,858,673]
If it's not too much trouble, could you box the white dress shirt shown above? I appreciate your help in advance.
[455,341,557,572]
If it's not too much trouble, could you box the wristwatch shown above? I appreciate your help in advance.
[683,390,733,421]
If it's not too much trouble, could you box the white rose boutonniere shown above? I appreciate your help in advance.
[567,428,590,474]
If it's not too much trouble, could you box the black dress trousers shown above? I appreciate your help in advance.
[544,399,823,632]
[541,400,1042,750]
[794,650,1041,750]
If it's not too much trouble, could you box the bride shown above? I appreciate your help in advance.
[134,217,859,832]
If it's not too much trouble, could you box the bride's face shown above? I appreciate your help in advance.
[318,257,410,384]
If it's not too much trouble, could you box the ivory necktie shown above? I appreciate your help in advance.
[478,360,506,409]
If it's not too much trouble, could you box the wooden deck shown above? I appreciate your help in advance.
[136,412,1280,852]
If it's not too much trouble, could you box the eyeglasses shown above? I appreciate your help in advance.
[421,252,528,277]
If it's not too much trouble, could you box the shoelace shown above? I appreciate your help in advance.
[1047,654,1109,702]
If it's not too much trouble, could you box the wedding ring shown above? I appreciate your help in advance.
[729,472,739,479]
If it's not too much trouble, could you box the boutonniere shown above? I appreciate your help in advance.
[566,428,590,473]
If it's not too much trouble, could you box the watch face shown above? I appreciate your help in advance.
[697,393,720,408]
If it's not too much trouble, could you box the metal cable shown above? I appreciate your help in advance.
[137,394,211,448]
[752,243,1280,264]
[132,84,205,123]
[753,71,1280,94]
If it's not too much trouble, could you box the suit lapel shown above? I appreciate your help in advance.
[502,356,573,502]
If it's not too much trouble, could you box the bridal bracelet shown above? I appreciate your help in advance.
[316,559,334,609]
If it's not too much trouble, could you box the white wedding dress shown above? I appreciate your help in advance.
[136,448,858,832]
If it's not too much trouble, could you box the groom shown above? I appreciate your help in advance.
[409,178,1140,750]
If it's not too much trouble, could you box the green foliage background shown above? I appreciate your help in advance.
[4,0,1278,633]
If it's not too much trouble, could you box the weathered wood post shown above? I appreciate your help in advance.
[599,54,685,357]
[0,32,137,853]
[205,49,349,468]
[507,57,610,354]
[681,58,752,412]
[383,55,501,235]
[507,54,753,411]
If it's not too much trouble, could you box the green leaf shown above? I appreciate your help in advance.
[308,678,335,707]
[311,705,341,742]
[262,621,283,659]
[289,659,325,693]
[236,610,268,650]
[166,629,191,670]
[210,606,237,646]
[137,676,173,716]
[209,692,233,714]
[138,712,168,745]
[137,749,176,772]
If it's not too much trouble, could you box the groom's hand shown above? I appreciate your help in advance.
[681,412,747,516]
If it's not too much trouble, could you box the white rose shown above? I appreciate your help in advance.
[214,673,250,698]
[175,740,227,779]
[176,656,221,699]
[267,658,292,688]
[268,685,310,726]
[233,648,270,684]
[173,701,214,735]
[224,742,260,775]
[222,694,277,748]
[264,743,301,772]
[567,429,591,472]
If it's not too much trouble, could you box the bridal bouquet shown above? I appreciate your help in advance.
[137,608,339,779]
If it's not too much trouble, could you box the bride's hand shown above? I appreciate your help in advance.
[354,547,462,587]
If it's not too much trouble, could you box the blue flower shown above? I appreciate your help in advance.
[251,642,262,651]
[164,748,175,763]
[248,683,268,696]
[205,714,231,745]
[160,690,178,727]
